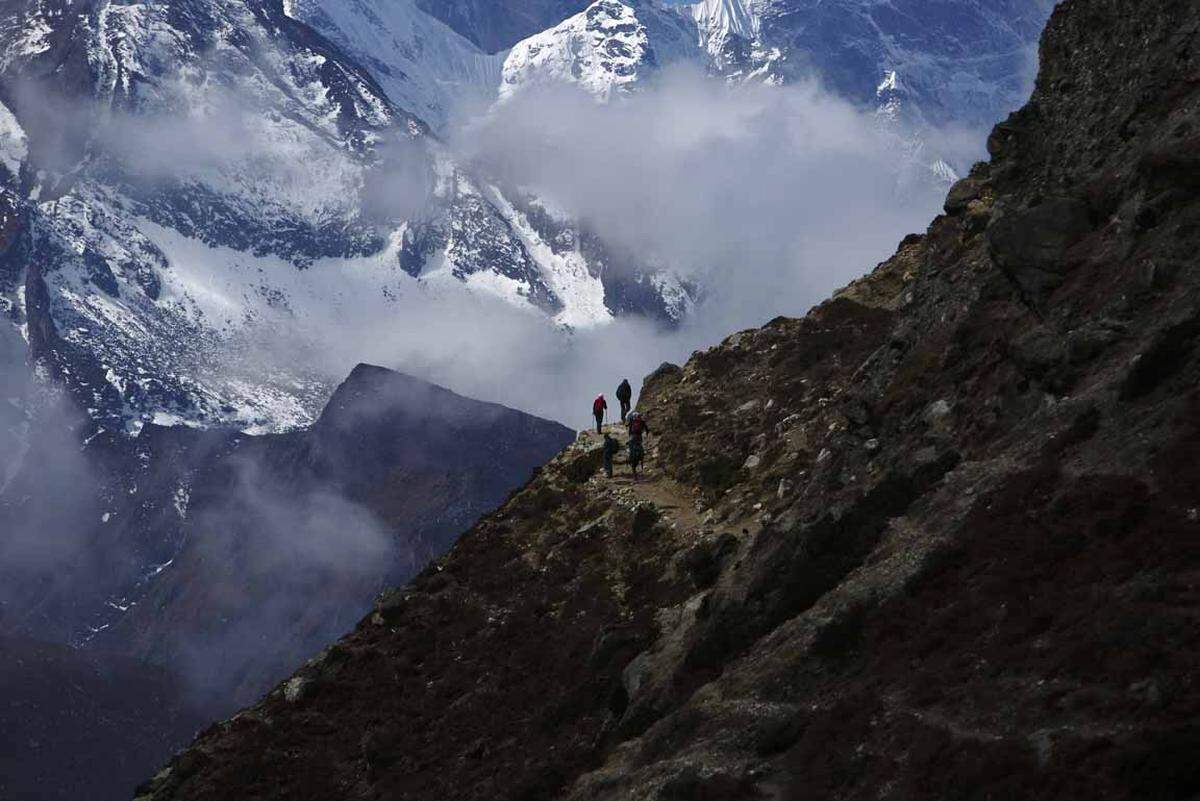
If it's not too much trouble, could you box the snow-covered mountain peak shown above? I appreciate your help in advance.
[0,0,692,435]
[498,0,704,101]
[0,0,1054,438]
[499,0,652,102]
[688,0,758,65]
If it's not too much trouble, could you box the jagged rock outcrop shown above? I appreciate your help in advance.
[135,1,1200,799]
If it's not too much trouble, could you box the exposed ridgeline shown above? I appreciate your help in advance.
[138,1,1200,799]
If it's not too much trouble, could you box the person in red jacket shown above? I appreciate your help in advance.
[592,394,607,434]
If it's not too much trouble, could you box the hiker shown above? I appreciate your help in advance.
[602,433,620,478]
[616,378,632,423]
[628,410,650,443]
[627,411,650,480]
[592,393,607,434]
[628,437,644,480]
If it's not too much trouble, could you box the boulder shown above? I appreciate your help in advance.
[632,503,660,538]
[563,443,605,483]
[986,198,1092,295]
[1011,326,1068,375]
[680,533,738,589]
[944,176,987,214]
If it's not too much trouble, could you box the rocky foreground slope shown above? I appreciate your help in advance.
[136,1,1200,799]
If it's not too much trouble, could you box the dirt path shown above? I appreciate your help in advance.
[577,425,705,541]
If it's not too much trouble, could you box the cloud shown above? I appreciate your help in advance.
[0,339,101,636]
[249,66,971,425]
[168,452,397,707]
[9,63,973,430]
[454,66,959,316]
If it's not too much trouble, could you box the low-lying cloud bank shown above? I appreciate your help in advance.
[290,67,983,425]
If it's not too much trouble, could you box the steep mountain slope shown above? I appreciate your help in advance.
[688,0,759,74]
[693,0,1057,130]
[414,0,592,53]
[0,0,422,432]
[133,1,1200,800]
[285,0,506,132]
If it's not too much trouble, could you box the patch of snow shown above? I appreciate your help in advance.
[290,0,505,132]
[0,99,27,177]
[173,484,190,520]
[876,70,900,96]
[483,185,612,328]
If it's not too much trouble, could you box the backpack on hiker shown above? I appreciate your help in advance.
[628,413,646,438]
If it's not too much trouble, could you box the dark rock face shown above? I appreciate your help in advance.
[987,197,1093,296]
[134,2,1200,801]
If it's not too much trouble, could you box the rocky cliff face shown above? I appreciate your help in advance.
[135,1,1200,799]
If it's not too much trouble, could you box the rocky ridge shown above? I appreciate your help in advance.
[136,1,1200,800]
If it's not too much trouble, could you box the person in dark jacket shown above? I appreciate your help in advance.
[616,379,632,422]
[592,394,607,434]
[627,412,650,480]
[602,433,620,478]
